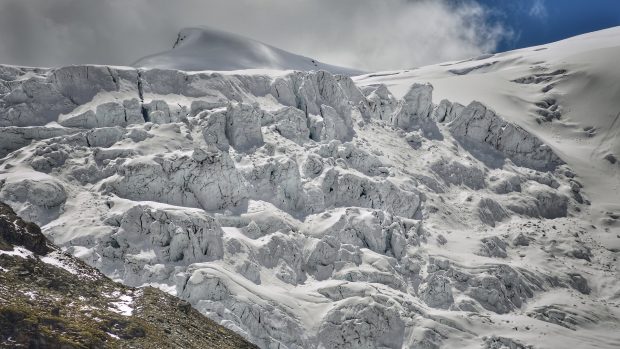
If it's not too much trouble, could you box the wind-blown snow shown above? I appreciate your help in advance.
[133,27,363,76]
[0,26,619,349]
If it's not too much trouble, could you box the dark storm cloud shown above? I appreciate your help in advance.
[0,0,509,71]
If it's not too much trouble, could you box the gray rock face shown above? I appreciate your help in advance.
[449,101,564,171]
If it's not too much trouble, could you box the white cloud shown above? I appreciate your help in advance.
[0,0,509,71]
[529,0,548,19]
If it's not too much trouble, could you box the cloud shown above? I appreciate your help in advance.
[0,0,509,71]
[529,0,548,19]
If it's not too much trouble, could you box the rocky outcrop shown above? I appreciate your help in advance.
[0,201,258,349]
[0,202,52,254]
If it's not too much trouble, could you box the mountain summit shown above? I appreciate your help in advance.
[133,27,362,75]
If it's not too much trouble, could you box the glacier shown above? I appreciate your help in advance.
[1,27,619,349]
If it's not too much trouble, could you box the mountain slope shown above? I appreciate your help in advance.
[133,27,363,76]
[0,28,619,349]
[0,202,258,348]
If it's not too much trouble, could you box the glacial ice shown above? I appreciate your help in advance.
[0,63,594,349]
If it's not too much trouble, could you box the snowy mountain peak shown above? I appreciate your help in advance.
[133,26,363,75]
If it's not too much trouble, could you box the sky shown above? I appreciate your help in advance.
[0,0,618,71]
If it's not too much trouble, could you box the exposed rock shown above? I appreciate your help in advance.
[0,201,258,349]
[0,202,52,254]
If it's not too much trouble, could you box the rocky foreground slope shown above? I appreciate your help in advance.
[0,29,619,349]
[0,202,258,348]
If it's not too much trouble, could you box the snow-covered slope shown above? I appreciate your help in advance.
[356,27,620,234]
[133,27,363,76]
[0,28,619,349]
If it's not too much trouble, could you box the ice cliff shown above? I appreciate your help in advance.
[0,61,613,349]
